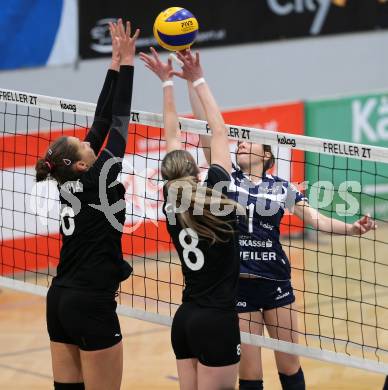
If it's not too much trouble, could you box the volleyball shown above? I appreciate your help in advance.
[153,7,199,52]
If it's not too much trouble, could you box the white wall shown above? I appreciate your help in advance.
[1,30,388,113]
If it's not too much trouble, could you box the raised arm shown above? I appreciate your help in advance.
[84,21,122,155]
[90,20,139,184]
[174,51,231,173]
[293,201,377,235]
[187,80,211,165]
[139,48,181,153]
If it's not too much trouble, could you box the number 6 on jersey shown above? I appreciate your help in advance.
[60,206,75,236]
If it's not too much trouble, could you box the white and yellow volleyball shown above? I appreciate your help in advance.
[153,7,199,52]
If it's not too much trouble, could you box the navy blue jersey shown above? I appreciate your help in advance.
[229,165,307,281]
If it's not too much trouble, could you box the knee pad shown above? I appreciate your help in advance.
[239,379,264,389]
[279,367,305,390]
[54,382,85,390]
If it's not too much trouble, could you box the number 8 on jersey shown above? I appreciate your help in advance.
[179,228,205,271]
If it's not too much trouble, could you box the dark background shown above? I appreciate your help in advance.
[79,0,388,59]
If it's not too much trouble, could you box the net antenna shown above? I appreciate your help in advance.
[1,88,388,374]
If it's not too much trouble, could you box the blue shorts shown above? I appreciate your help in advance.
[236,278,295,313]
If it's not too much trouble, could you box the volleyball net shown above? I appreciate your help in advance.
[1,89,388,374]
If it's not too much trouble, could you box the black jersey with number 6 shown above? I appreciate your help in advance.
[52,66,134,292]
[163,164,239,309]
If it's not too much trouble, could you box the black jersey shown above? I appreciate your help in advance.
[163,164,239,309]
[52,66,134,292]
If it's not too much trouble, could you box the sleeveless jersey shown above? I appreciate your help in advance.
[229,165,307,281]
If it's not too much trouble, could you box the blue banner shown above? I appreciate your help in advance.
[0,0,77,70]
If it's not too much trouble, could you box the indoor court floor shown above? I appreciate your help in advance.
[0,286,387,390]
[1,223,388,389]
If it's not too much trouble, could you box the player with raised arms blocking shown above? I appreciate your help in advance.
[187,72,377,390]
[140,48,242,390]
[35,20,139,390]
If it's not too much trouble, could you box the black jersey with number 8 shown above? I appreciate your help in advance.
[163,164,239,310]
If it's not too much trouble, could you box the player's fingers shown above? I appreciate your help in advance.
[353,222,361,234]
[126,21,131,37]
[176,51,187,63]
[138,54,149,63]
[150,47,161,63]
[132,28,140,41]
[167,57,173,68]
[117,19,125,39]
[144,64,154,72]
[195,51,200,66]
[139,57,154,68]
[111,21,118,36]
[139,52,152,60]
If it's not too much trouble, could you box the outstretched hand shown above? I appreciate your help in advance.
[109,21,120,70]
[170,49,203,82]
[139,47,173,82]
[349,214,377,235]
[115,19,140,66]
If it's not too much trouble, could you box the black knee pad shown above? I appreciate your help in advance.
[279,367,305,390]
[239,379,264,389]
[54,382,85,390]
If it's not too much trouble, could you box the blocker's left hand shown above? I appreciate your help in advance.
[139,47,173,82]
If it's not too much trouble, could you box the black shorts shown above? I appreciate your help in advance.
[236,278,295,313]
[171,302,241,367]
[46,285,122,351]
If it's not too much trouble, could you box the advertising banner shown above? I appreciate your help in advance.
[0,0,78,70]
[305,92,388,221]
[79,0,388,59]
[0,101,304,275]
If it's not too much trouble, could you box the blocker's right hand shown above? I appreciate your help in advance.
[171,49,204,83]
[109,20,121,71]
[115,18,140,66]
[139,47,173,82]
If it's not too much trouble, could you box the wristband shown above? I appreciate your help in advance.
[162,80,174,88]
[192,78,205,88]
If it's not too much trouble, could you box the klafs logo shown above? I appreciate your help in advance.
[352,96,388,143]
[60,101,77,113]
[267,0,331,35]
[277,135,296,148]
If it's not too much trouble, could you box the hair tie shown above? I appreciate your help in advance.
[45,161,52,171]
